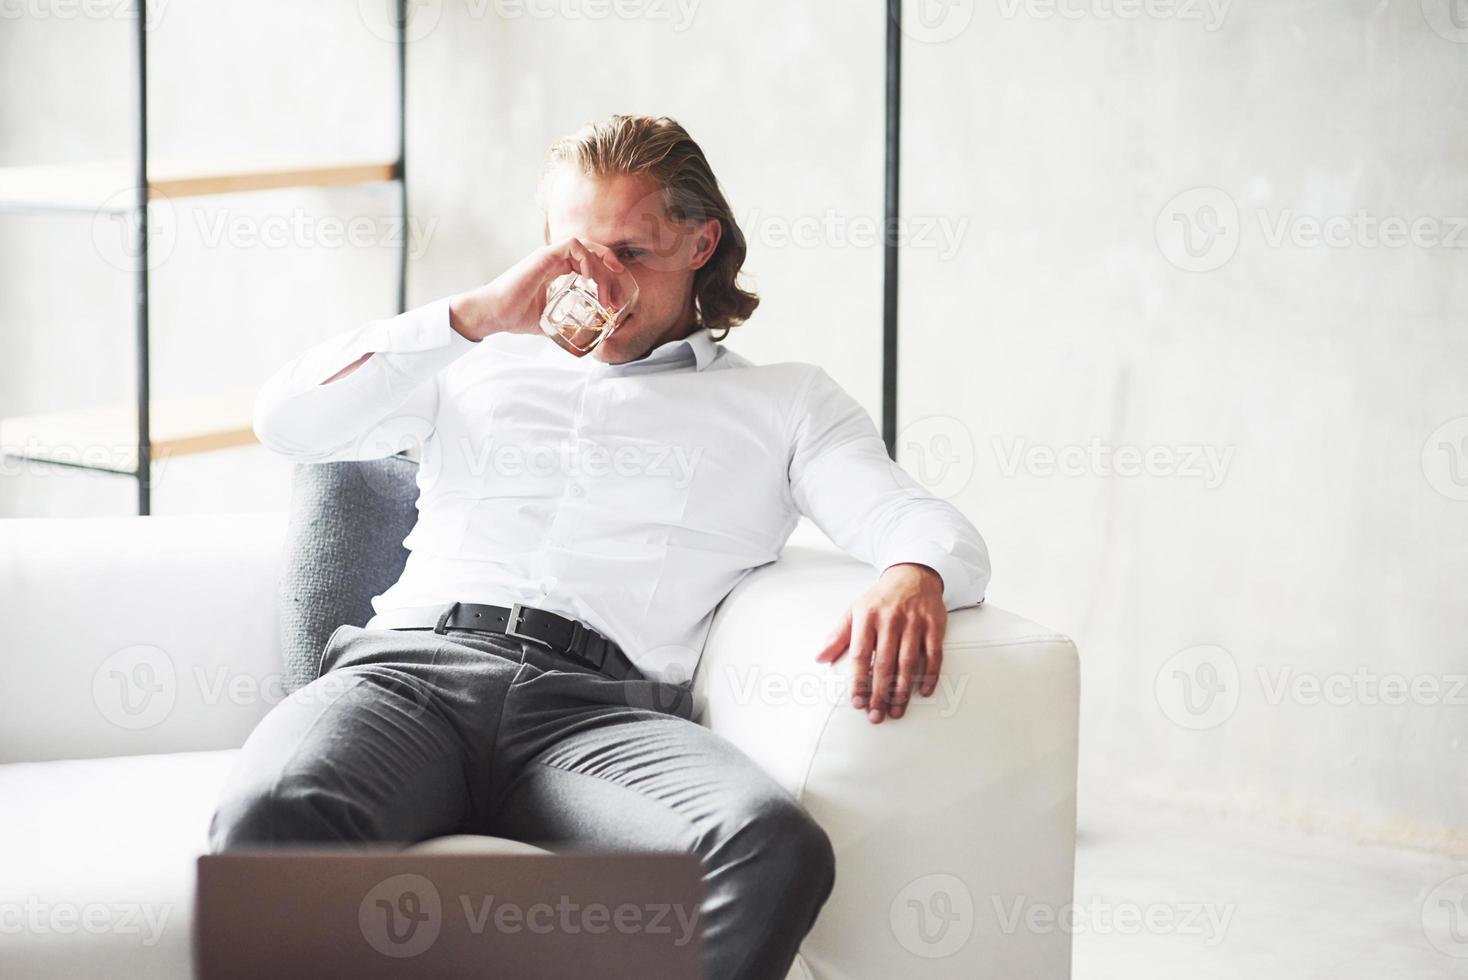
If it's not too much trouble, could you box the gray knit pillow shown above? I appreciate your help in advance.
[278,456,420,693]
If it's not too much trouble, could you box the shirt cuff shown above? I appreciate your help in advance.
[347,297,479,384]
[380,296,477,352]
[879,548,985,612]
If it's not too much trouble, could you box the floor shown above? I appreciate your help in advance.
[1072,807,1468,979]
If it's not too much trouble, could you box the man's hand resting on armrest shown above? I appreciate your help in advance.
[815,562,948,724]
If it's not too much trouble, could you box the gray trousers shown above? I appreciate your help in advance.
[208,623,835,980]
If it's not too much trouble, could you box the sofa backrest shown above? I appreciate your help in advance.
[279,457,420,693]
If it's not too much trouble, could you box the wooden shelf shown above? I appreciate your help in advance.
[0,394,257,474]
[0,157,398,214]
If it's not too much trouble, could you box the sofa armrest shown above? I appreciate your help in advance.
[0,513,289,764]
[694,544,1080,979]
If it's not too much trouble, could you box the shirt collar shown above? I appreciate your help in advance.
[681,327,718,371]
[596,327,718,372]
[544,326,719,373]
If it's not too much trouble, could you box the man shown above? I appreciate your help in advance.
[210,114,990,980]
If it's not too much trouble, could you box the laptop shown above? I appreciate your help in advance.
[195,850,703,979]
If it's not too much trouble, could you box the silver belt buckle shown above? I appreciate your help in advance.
[504,603,551,648]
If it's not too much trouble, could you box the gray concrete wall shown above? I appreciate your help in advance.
[896,0,1468,852]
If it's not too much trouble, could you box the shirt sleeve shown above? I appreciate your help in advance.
[787,366,991,611]
[252,297,480,463]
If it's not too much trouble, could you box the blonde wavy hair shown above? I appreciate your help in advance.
[539,115,758,339]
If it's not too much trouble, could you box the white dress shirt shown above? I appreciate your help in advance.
[253,297,990,682]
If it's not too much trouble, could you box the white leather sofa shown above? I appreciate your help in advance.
[0,512,1079,979]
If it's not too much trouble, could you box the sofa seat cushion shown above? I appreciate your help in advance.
[0,749,235,979]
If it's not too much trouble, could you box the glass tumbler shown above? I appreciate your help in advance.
[539,268,639,357]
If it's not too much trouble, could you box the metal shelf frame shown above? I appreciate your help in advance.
[129,0,410,514]
[882,0,901,459]
[0,1,409,515]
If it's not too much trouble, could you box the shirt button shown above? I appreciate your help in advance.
[569,483,584,497]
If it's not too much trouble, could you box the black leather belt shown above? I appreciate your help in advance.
[369,601,637,681]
